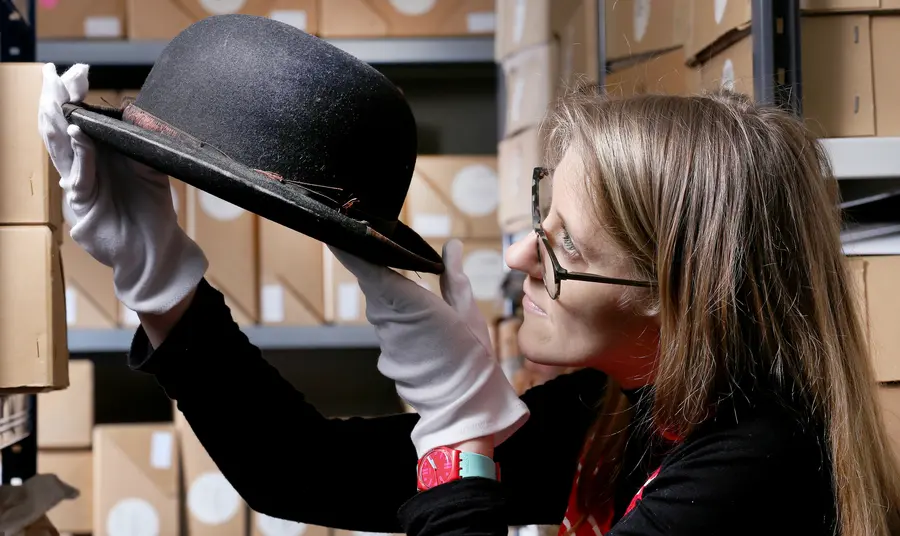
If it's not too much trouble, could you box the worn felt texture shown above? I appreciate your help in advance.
[63,14,444,274]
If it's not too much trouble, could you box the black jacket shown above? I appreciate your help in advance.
[129,279,837,535]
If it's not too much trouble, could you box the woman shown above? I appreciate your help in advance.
[40,64,900,535]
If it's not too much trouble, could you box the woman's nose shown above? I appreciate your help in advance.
[505,231,542,279]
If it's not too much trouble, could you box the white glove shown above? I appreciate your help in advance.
[330,240,530,457]
[38,63,208,315]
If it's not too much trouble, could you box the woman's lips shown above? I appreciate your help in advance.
[523,293,548,316]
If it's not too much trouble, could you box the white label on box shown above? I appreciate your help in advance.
[170,184,180,216]
[188,471,241,525]
[715,0,728,24]
[338,283,361,320]
[513,0,527,44]
[389,0,437,15]
[107,498,160,536]
[84,16,121,37]
[256,514,308,536]
[467,11,496,33]
[633,0,651,42]
[65,287,77,325]
[199,191,245,221]
[261,284,286,323]
[721,59,736,90]
[510,76,525,123]
[200,0,247,14]
[122,307,141,327]
[270,10,308,31]
[413,213,452,237]
[452,164,499,216]
[463,249,504,301]
[150,431,174,469]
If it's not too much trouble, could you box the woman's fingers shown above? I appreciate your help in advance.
[439,239,493,351]
[59,63,90,102]
[66,125,99,219]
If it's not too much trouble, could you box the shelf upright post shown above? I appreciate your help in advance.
[1,0,39,485]
[597,0,606,88]
[752,0,803,116]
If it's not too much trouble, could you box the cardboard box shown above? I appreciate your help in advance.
[405,156,501,240]
[37,450,93,534]
[495,0,599,87]
[319,0,495,38]
[684,0,751,62]
[605,0,682,62]
[251,512,330,536]
[879,385,900,463]
[802,15,876,138]
[0,226,69,393]
[85,90,121,107]
[502,42,559,138]
[847,256,900,382]
[174,411,247,536]
[605,48,695,96]
[37,360,94,449]
[38,0,126,39]
[0,64,63,229]
[409,239,506,321]
[127,0,318,40]
[691,33,754,97]
[61,224,119,329]
[872,16,900,136]
[801,0,900,11]
[322,246,367,325]
[186,186,259,325]
[259,218,325,326]
[93,424,179,536]
[498,127,542,234]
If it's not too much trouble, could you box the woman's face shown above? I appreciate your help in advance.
[505,149,660,388]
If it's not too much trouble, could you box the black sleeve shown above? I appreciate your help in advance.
[128,279,606,532]
[606,405,834,536]
[399,479,508,536]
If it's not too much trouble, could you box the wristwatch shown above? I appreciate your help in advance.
[416,446,500,491]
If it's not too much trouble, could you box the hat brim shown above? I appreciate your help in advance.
[62,103,445,275]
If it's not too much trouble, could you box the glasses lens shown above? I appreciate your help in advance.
[537,235,560,299]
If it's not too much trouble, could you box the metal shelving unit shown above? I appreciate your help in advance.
[37,36,494,66]
[820,137,900,180]
[68,325,380,353]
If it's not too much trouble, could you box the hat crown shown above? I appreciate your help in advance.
[132,14,418,221]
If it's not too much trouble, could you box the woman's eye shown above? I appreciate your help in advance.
[561,231,580,256]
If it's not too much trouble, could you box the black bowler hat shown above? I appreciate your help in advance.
[62,14,444,274]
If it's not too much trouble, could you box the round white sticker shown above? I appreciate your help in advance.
[188,472,241,526]
[463,249,504,301]
[452,164,499,217]
[721,59,736,91]
[170,184,180,216]
[633,0,651,42]
[199,191,245,221]
[388,0,437,16]
[714,0,728,25]
[256,514,308,536]
[106,498,160,536]
[199,0,247,15]
[62,197,78,228]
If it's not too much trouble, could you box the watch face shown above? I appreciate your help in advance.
[419,448,454,488]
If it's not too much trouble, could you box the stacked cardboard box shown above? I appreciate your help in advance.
[0,63,69,394]
[37,0,498,41]
[494,0,600,236]
[604,0,692,98]
[684,0,900,138]
[37,359,94,534]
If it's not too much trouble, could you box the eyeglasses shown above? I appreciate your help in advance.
[532,167,654,300]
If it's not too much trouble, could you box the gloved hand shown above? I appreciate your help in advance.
[330,240,530,457]
[38,63,208,315]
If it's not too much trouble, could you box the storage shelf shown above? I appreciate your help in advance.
[821,137,900,180]
[68,325,380,353]
[37,36,495,66]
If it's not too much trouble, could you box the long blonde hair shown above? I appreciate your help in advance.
[544,88,900,535]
